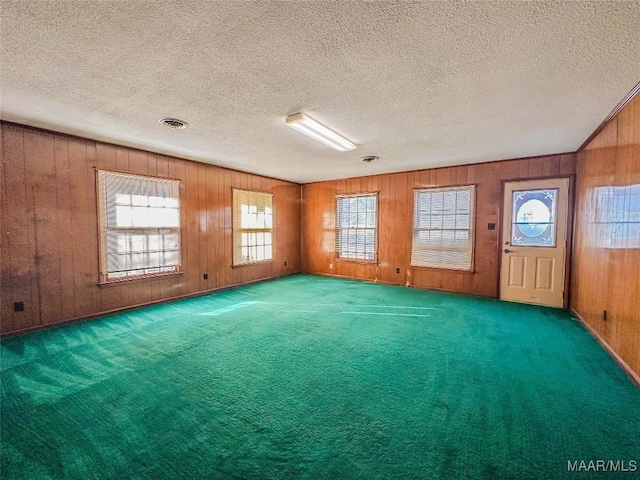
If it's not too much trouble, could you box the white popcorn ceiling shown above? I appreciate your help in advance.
[1,1,639,183]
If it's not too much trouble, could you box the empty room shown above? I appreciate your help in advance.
[1,1,639,479]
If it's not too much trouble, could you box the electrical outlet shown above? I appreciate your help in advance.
[396,267,401,274]
[329,263,333,269]
[284,261,287,266]
[203,273,208,280]
[14,302,24,312]
[603,310,607,321]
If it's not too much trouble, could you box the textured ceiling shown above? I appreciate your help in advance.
[1,1,639,183]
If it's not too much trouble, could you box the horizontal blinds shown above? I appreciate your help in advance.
[99,171,180,229]
[97,170,181,281]
[233,189,274,266]
[411,185,475,271]
[336,193,377,261]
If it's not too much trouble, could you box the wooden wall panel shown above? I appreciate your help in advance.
[1,124,37,330]
[54,136,76,321]
[571,94,640,378]
[0,129,10,325]
[0,123,301,335]
[301,153,576,298]
[26,129,63,326]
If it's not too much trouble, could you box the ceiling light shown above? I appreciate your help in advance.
[285,113,356,152]
[159,117,189,129]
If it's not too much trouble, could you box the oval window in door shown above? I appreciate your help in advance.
[511,189,557,246]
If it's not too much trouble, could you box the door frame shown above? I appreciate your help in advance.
[497,175,576,309]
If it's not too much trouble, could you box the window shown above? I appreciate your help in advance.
[411,185,475,271]
[97,170,181,283]
[233,189,273,266]
[593,184,640,249]
[336,193,378,261]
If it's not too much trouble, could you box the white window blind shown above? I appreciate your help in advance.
[336,193,378,261]
[233,189,273,266]
[411,185,475,271]
[97,170,181,283]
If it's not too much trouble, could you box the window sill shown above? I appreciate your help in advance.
[232,260,273,269]
[99,271,183,287]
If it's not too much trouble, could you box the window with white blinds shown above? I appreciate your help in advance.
[97,170,181,283]
[336,193,378,261]
[411,185,475,271]
[233,189,273,266]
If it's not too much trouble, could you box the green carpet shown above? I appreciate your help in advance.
[1,274,638,479]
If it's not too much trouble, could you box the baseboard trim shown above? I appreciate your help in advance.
[309,271,404,287]
[1,272,300,338]
[570,307,640,388]
[306,271,494,299]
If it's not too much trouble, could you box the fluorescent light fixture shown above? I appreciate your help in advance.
[285,113,356,152]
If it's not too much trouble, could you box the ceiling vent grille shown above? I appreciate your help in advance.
[159,117,189,129]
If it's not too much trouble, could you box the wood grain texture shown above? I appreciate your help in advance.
[571,94,640,378]
[0,123,301,335]
[301,154,576,298]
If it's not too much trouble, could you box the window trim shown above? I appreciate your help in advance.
[232,188,274,267]
[96,169,183,285]
[410,184,477,272]
[335,192,379,264]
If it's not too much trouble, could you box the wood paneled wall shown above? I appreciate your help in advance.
[0,123,301,335]
[571,94,640,378]
[301,154,575,298]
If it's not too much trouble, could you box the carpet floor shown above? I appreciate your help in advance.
[1,274,639,479]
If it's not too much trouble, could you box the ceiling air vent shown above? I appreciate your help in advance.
[159,117,189,129]
[361,155,378,163]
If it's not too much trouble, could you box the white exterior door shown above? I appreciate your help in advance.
[500,178,570,308]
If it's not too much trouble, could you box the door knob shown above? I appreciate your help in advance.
[504,248,512,253]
